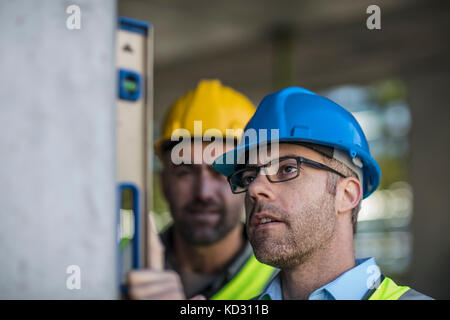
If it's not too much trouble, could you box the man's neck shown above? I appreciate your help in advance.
[173,224,245,274]
[280,226,356,300]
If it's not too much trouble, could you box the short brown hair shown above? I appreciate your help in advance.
[322,155,362,235]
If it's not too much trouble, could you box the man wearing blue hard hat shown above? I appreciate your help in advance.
[213,87,432,300]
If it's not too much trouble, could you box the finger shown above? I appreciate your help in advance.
[190,295,206,300]
[129,282,184,300]
[138,289,185,300]
[128,270,178,285]
[147,212,165,270]
[129,276,185,300]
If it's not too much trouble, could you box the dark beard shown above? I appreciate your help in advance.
[174,201,239,246]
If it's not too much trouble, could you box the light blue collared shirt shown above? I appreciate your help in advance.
[259,257,381,300]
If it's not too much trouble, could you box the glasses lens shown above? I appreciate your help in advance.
[230,168,258,193]
[266,158,299,182]
[229,158,301,192]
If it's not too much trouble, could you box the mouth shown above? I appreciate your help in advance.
[251,213,284,229]
[187,209,222,224]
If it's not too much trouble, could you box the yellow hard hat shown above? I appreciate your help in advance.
[155,79,256,157]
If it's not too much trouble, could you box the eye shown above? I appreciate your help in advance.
[283,165,297,174]
[242,175,255,186]
[241,172,257,186]
[278,164,298,178]
[176,170,190,177]
[174,165,194,177]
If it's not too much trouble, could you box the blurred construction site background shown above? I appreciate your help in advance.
[1,0,449,299]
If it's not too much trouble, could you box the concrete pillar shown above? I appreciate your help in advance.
[405,67,450,299]
[0,0,118,299]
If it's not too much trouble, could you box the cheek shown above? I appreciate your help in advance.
[166,177,194,208]
[244,195,253,221]
[223,188,245,212]
[278,179,322,213]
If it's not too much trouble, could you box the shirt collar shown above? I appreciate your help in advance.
[259,257,379,300]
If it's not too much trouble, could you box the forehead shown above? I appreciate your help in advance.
[164,140,236,166]
[280,143,323,158]
[247,143,325,166]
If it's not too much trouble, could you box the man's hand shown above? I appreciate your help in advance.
[127,269,185,300]
[127,214,186,300]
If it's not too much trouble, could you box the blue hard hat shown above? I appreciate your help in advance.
[213,87,381,198]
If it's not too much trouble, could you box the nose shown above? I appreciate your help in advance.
[247,172,276,204]
[194,167,218,202]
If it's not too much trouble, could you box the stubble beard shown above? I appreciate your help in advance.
[249,192,337,269]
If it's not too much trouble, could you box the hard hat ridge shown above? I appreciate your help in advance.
[154,79,256,157]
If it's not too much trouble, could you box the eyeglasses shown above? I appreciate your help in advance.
[227,156,347,194]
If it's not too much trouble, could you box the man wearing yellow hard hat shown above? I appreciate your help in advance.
[127,79,277,299]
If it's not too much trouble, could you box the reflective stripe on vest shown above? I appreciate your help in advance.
[210,254,276,300]
[369,276,410,300]
[397,289,433,300]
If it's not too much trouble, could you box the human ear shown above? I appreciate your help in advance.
[335,177,362,214]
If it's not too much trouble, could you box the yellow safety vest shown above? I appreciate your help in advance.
[368,276,431,300]
[211,254,276,300]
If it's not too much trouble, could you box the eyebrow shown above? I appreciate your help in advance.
[244,154,301,168]
[276,154,299,160]
[172,163,197,168]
